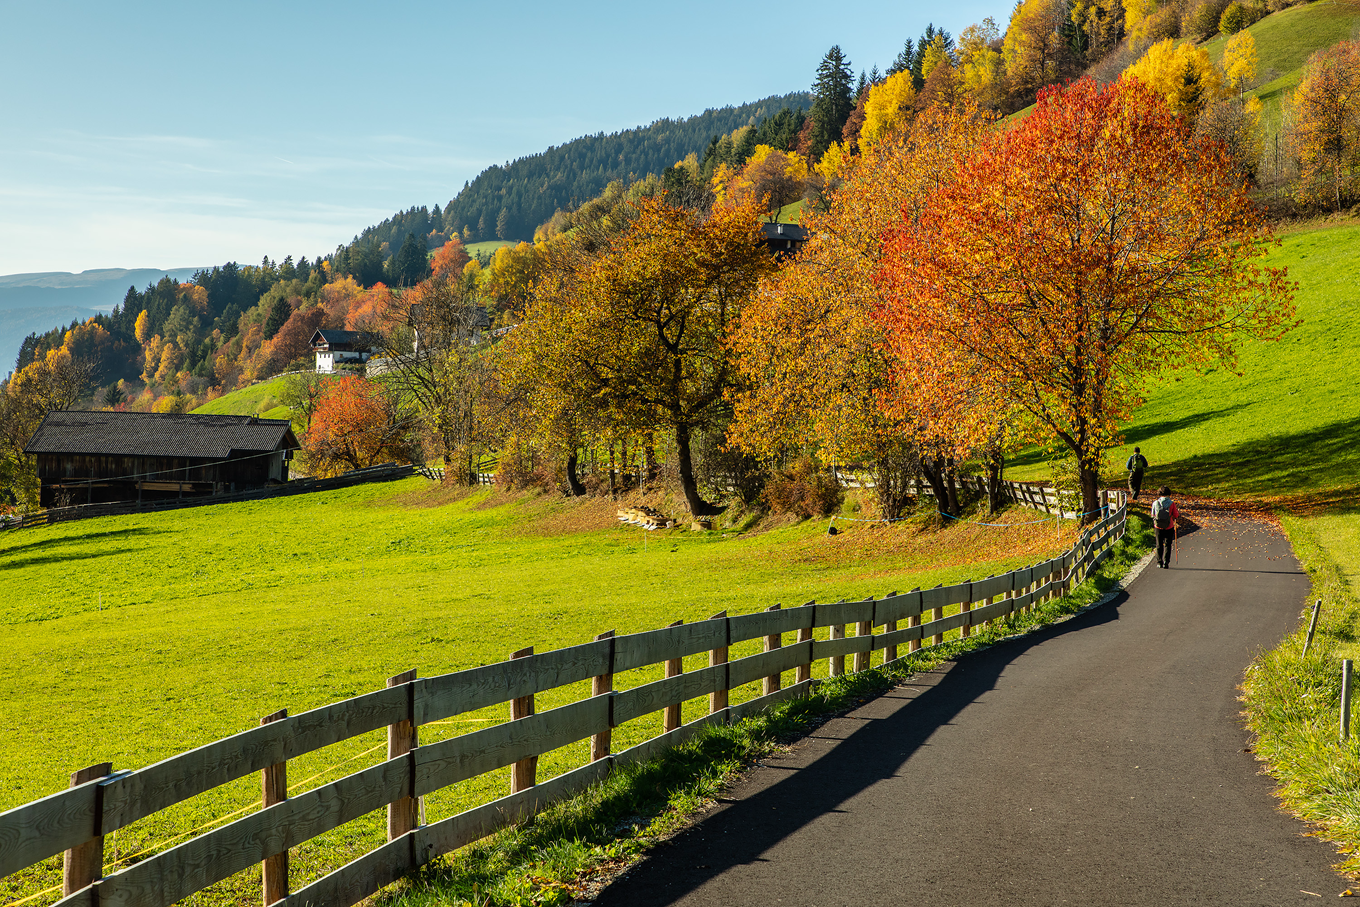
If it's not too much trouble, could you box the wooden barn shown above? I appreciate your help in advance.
[24,412,299,507]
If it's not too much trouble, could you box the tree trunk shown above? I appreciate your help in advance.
[944,461,961,517]
[675,421,723,516]
[1078,464,1102,524]
[565,452,587,497]
[920,455,956,518]
[986,448,1005,515]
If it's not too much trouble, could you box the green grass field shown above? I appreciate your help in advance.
[0,482,1077,905]
[465,240,513,258]
[1012,221,1360,588]
[192,375,297,422]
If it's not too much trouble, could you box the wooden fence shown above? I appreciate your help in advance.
[1,487,1127,907]
[0,464,416,532]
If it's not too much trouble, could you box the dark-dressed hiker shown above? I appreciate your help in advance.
[1151,486,1179,568]
[1126,447,1149,500]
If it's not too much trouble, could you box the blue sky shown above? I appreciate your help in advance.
[0,0,998,276]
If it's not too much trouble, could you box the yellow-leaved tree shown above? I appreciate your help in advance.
[860,71,917,150]
[1289,40,1360,211]
[1224,29,1258,95]
[1124,39,1225,124]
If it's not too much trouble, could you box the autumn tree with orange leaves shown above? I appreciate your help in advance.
[1289,40,1360,211]
[302,375,419,477]
[876,78,1295,521]
[730,102,1000,518]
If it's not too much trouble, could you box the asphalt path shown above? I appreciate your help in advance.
[591,508,1351,906]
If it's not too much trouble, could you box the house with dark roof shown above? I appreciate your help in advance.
[24,411,300,507]
[309,329,377,373]
[760,222,807,259]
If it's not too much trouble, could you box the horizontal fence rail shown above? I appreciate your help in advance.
[2,485,1128,907]
[0,464,415,531]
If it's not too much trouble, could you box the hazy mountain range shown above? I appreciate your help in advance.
[1,268,203,376]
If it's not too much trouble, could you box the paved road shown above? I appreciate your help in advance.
[593,510,1350,906]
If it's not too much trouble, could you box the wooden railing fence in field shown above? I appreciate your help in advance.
[0,464,416,531]
[1,486,1127,907]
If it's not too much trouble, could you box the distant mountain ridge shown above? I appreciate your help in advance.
[1,267,204,376]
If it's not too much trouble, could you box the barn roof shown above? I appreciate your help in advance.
[25,412,299,459]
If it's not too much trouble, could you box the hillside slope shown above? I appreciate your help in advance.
[1203,0,1360,133]
[356,92,811,249]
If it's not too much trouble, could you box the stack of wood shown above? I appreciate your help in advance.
[617,505,673,531]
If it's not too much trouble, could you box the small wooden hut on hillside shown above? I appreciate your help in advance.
[24,411,299,507]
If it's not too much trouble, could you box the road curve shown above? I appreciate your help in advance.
[591,509,1350,906]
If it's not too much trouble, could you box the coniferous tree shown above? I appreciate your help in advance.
[888,39,915,76]
[264,297,291,340]
[809,46,855,161]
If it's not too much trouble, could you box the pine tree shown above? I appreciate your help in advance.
[888,39,915,76]
[809,45,855,161]
[264,297,291,340]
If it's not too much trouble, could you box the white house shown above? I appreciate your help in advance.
[309,329,376,373]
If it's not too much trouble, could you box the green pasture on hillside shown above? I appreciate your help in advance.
[0,482,1075,905]
[192,375,296,422]
[1203,0,1360,136]
[465,240,513,258]
[1012,220,1360,593]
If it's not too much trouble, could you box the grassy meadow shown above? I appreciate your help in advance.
[0,479,1080,905]
[1202,0,1360,136]
[192,375,296,422]
[1010,220,1360,583]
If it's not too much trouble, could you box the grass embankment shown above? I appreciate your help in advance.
[1012,220,1360,870]
[0,481,1087,906]
[191,375,296,422]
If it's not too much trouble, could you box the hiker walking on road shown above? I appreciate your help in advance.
[1126,447,1149,500]
[1151,486,1179,568]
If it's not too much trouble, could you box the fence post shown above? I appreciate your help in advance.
[1344,659,1354,742]
[591,631,615,761]
[63,762,112,897]
[709,611,729,715]
[385,671,419,841]
[829,621,845,677]
[664,620,684,732]
[883,592,898,663]
[259,709,289,905]
[764,604,782,694]
[854,599,872,672]
[509,647,537,793]
[1304,599,1323,657]
[931,585,945,646]
[796,600,815,684]
[960,583,973,639]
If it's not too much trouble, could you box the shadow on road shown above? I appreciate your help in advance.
[594,594,1127,906]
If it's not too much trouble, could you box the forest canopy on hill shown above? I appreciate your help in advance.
[354,93,813,252]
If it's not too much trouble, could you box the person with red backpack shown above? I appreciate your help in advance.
[1151,486,1179,568]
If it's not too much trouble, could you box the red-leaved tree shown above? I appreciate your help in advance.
[302,376,418,477]
[876,78,1295,519]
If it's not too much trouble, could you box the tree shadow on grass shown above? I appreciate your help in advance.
[0,527,163,571]
[1007,405,1254,469]
[1154,414,1360,512]
[592,598,1126,906]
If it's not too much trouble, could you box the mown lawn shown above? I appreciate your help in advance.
[0,480,1074,905]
